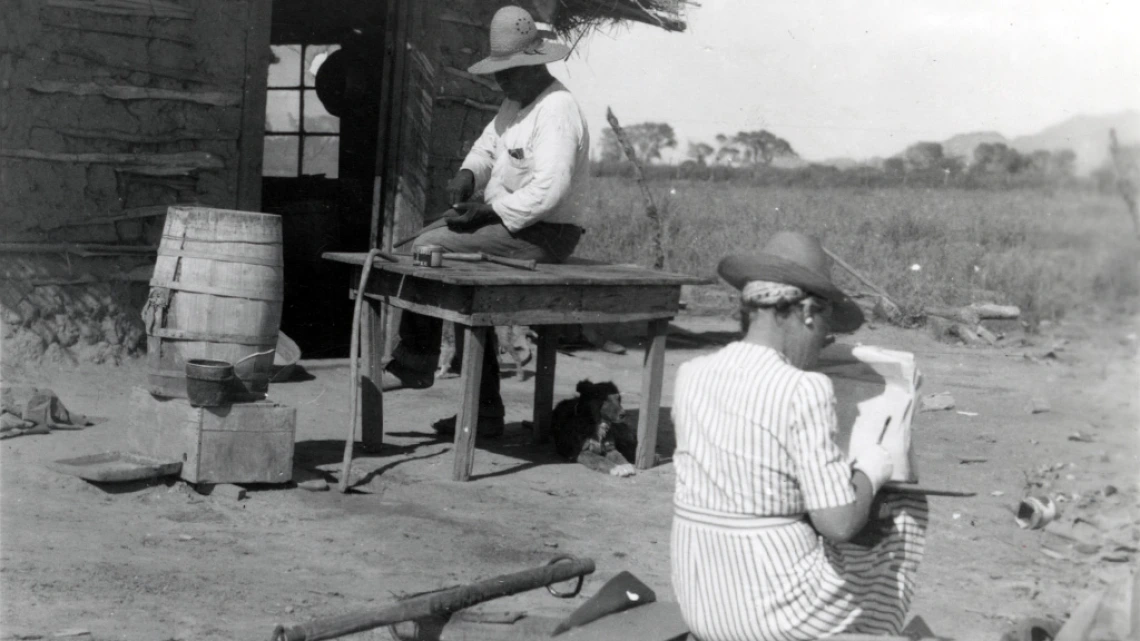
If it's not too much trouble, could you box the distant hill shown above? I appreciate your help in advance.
[1010,110,1140,174]
[890,111,1140,175]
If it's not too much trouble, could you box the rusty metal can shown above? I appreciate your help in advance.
[413,244,443,267]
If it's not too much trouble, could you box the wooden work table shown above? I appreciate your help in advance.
[323,252,709,481]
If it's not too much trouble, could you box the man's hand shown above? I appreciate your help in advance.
[445,202,499,231]
[446,170,476,206]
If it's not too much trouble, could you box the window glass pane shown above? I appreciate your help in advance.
[265,90,300,132]
[304,90,339,133]
[263,136,299,177]
[303,136,339,178]
[267,45,302,87]
[304,44,341,87]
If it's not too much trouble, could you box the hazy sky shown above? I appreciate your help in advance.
[546,0,1140,162]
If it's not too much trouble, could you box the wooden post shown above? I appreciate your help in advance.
[360,298,385,453]
[531,325,559,445]
[453,325,486,481]
[635,319,668,469]
[236,0,273,210]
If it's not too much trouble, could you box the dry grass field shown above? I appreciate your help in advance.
[575,178,1140,327]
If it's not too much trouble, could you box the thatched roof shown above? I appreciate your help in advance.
[543,0,689,34]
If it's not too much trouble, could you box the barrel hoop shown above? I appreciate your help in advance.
[148,279,284,302]
[162,233,282,246]
[157,247,282,268]
[150,328,279,345]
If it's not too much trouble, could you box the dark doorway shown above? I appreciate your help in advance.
[262,0,386,357]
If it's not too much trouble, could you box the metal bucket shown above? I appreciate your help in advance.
[185,359,235,407]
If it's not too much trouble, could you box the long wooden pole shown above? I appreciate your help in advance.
[269,557,596,641]
[605,108,664,270]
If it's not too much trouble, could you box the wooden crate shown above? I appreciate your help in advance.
[126,386,295,484]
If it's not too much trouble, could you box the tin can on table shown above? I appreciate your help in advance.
[412,244,443,267]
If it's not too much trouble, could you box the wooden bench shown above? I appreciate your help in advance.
[323,252,708,481]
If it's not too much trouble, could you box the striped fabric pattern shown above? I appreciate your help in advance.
[671,342,928,641]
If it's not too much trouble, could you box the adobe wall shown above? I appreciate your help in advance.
[0,0,264,368]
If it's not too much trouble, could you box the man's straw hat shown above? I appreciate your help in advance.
[467,6,571,75]
[718,231,865,333]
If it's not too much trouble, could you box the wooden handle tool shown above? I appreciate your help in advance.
[479,252,536,270]
[269,557,595,641]
[440,252,537,271]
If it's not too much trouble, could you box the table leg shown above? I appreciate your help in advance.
[453,324,486,482]
[359,297,385,453]
[532,325,558,445]
[636,319,669,470]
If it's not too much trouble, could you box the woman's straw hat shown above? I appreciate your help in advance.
[718,231,865,333]
[467,6,571,75]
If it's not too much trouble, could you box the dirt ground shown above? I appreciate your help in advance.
[1,311,1138,641]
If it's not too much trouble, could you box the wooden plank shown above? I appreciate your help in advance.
[372,0,400,250]
[442,65,497,91]
[379,0,411,250]
[236,0,273,210]
[57,46,219,84]
[28,80,240,106]
[436,95,499,113]
[452,325,485,481]
[360,274,474,315]
[48,205,169,228]
[471,285,679,319]
[635,319,668,469]
[0,149,223,173]
[469,308,679,327]
[39,18,196,45]
[360,298,385,453]
[323,252,709,287]
[363,295,680,327]
[44,0,194,20]
[0,242,157,254]
[531,326,558,445]
[198,429,294,484]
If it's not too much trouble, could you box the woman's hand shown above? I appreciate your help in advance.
[809,447,893,543]
[851,445,894,496]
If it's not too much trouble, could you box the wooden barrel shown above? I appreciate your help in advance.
[143,206,284,400]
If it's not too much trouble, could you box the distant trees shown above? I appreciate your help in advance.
[600,122,677,164]
[593,120,1086,190]
[904,142,945,171]
[730,130,798,166]
[687,141,715,166]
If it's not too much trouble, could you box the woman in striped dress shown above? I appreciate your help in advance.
[671,232,928,641]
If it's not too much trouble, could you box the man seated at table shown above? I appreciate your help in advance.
[381,5,591,438]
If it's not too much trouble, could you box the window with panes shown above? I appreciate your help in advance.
[263,44,341,178]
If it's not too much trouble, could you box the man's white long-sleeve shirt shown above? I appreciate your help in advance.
[460,80,590,233]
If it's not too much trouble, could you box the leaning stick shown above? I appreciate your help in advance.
[269,557,596,641]
[338,249,394,493]
[606,107,664,269]
[822,247,896,306]
[821,247,905,323]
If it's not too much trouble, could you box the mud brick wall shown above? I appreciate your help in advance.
[0,0,268,366]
